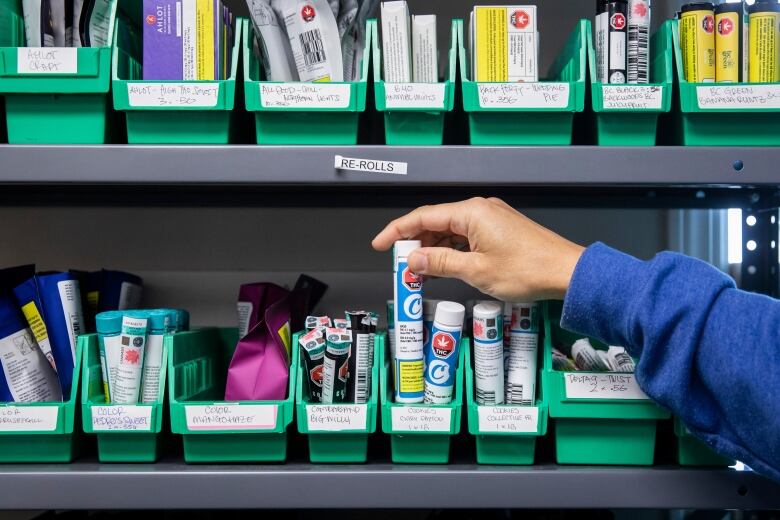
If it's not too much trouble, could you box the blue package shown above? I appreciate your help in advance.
[97,270,143,313]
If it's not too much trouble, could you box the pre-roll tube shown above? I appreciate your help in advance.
[506,303,538,405]
[473,302,504,406]
[423,301,464,405]
[393,240,424,403]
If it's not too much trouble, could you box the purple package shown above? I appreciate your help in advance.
[143,0,194,80]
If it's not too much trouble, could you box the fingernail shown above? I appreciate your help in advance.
[408,251,428,273]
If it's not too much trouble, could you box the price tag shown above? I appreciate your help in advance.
[478,82,570,108]
[185,404,278,431]
[260,83,351,108]
[391,406,451,432]
[0,406,58,431]
[697,85,780,109]
[127,83,220,107]
[91,405,153,431]
[334,155,407,175]
[477,406,539,433]
[385,83,446,109]
[602,85,664,110]
[564,373,649,400]
[306,404,368,431]
[17,47,77,74]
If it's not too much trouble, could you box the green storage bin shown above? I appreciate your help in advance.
[0,0,117,144]
[379,334,464,464]
[587,19,673,145]
[465,341,548,465]
[675,418,735,467]
[543,301,669,465]
[295,331,380,463]
[0,338,83,462]
[168,327,296,463]
[243,19,369,145]
[459,18,586,145]
[112,16,243,144]
[80,333,167,462]
[371,19,456,145]
[671,19,780,146]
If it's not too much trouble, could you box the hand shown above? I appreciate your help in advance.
[372,197,585,301]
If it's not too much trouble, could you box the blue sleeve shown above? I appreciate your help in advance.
[561,242,780,482]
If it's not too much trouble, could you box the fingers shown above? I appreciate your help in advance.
[408,247,477,283]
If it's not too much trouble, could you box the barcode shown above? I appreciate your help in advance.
[476,388,496,406]
[300,28,326,67]
[628,25,649,83]
[506,383,529,404]
[597,30,606,83]
[614,352,635,372]
[355,336,370,403]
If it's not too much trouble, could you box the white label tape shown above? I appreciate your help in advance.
[91,405,153,431]
[17,47,77,74]
[478,82,570,108]
[260,83,351,108]
[391,406,452,432]
[306,404,368,431]
[127,83,220,107]
[0,406,58,431]
[602,85,664,110]
[334,155,408,175]
[185,404,278,431]
[477,406,539,433]
[564,373,649,400]
[696,85,780,109]
[385,83,446,109]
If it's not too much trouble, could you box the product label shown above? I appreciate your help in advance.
[506,331,537,405]
[394,258,424,400]
[696,85,780,109]
[391,405,451,432]
[104,335,121,398]
[564,372,650,400]
[237,302,253,338]
[423,324,461,404]
[117,282,143,310]
[185,404,278,430]
[477,83,570,108]
[602,85,663,109]
[0,405,58,431]
[334,155,408,175]
[111,317,146,404]
[260,83,351,108]
[57,280,83,364]
[140,334,164,403]
[127,83,220,107]
[477,405,538,433]
[306,404,367,431]
[474,6,538,82]
[0,329,62,403]
[20,301,56,371]
[91,405,153,431]
[385,83,446,109]
[474,339,504,405]
[17,47,78,74]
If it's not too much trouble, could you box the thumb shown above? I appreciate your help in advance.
[408,247,474,281]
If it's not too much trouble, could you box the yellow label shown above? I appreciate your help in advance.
[680,10,716,82]
[277,322,291,358]
[398,360,424,393]
[21,302,49,343]
[715,11,740,82]
[475,7,508,82]
[196,0,215,81]
[87,290,99,313]
[749,12,780,82]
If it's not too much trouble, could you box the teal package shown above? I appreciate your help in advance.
[140,309,173,403]
[96,310,123,403]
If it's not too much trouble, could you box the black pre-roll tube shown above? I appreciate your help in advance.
[322,328,351,404]
[299,328,326,402]
[345,311,371,403]
[597,0,629,83]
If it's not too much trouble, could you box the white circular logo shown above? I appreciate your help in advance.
[404,294,423,319]
[427,359,450,385]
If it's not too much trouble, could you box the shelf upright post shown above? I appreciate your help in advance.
[741,193,780,297]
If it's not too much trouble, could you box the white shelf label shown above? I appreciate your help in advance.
[602,85,663,110]
[0,406,58,431]
[127,83,220,108]
[477,406,539,433]
[260,83,351,108]
[385,83,446,109]
[478,82,570,108]
[564,373,649,400]
[335,155,407,175]
[391,406,452,432]
[17,47,77,74]
[185,404,278,431]
[306,404,368,431]
[91,405,153,431]
[697,85,780,109]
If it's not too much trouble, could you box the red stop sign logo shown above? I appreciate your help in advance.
[703,15,714,34]
[718,18,733,36]
[338,360,349,382]
[310,365,323,386]
[432,332,455,358]
[511,10,530,29]
[402,267,421,291]
[610,13,626,30]
[301,4,316,22]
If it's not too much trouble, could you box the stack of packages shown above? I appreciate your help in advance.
[20,0,113,47]
[470,5,540,82]
[0,265,142,404]
[552,338,636,373]
[379,1,438,83]
[246,0,378,82]
[299,311,377,404]
[142,0,235,80]
[595,0,652,84]
[96,308,189,404]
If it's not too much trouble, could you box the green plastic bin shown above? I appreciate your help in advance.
[168,327,296,463]
[0,338,83,462]
[80,333,167,462]
[112,17,243,144]
[243,19,369,145]
[372,19,456,145]
[465,341,548,465]
[459,19,586,145]
[675,418,735,467]
[587,19,673,145]
[543,301,669,465]
[671,19,780,146]
[295,331,380,463]
[379,334,464,464]
[0,0,117,144]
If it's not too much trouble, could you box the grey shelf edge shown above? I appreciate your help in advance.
[0,145,778,186]
[0,462,777,510]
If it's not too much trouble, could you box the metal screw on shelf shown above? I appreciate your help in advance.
[733,160,744,172]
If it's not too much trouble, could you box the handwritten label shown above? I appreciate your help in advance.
[602,85,663,110]
[260,83,351,108]
[91,405,152,431]
[0,406,58,431]
[391,406,451,432]
[127,83,220,107]
[385,83,446,109]
[477,406,539,433]
[185,404,278,431]
[697,85,780,109]
[478,82,570,108]
[306,404,367,431]
[334,155,408,175]
[17,47,77,74]
[564,373,649,400]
